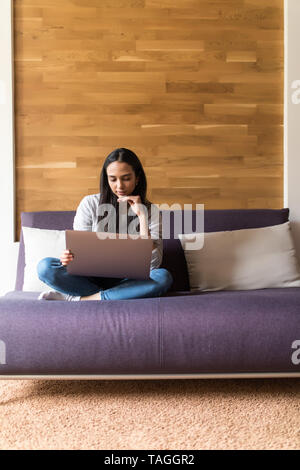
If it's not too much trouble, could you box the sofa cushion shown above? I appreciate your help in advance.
[1,286,300,374]
[16,211,75,291]
[179,221,300,291]
[22,226,67,292]
[160,208,290,291]
[15,208,290,292]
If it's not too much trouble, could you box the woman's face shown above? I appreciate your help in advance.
[106,161,139,197]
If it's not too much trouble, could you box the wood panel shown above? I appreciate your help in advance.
[14,0,284,241]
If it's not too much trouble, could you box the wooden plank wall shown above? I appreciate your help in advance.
[13,0,284,241]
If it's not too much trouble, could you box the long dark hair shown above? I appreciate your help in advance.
[98,148,152,233]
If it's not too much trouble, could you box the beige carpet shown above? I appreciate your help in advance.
[0,378,299,450]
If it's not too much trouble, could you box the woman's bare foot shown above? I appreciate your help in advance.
[80,292,101,301]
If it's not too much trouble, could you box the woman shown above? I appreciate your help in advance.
[37,148,173,301]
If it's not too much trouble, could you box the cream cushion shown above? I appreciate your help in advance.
[178,222,300,292]
[22,226,66,291]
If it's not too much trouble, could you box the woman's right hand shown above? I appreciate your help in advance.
[60,249,74,266]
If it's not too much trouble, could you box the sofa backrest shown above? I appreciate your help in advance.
[15,208,290,292]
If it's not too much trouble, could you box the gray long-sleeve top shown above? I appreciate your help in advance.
[73,193,163,270]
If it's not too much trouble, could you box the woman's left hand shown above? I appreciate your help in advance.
[117,195,146,218]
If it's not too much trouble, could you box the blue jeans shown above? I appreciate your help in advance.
[37,257,173,300]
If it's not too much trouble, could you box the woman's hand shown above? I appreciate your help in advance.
[60,249,74,266]
[117,194,146,218]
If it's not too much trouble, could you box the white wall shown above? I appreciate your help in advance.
[0,0,299,296]
[286,0,300,260]
[0,0,19,296]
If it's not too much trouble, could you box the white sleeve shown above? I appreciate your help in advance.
[73,196,93,231]
[148,205,163,270]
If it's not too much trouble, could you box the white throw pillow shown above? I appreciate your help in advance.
[22,227,66,292]
[178,221,300,292]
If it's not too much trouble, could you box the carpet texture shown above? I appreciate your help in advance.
[0,378,299,450]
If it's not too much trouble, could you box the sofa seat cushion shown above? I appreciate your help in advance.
[1,287,300,375]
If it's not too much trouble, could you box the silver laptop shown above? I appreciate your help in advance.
[65,230,153,279]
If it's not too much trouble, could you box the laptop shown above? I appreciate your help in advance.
[65,230,153,279]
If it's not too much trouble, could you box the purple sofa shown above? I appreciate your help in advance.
[0,208,300,379]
